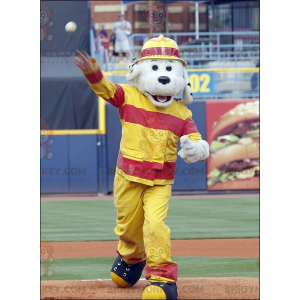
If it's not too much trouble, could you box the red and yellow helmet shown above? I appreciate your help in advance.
[134,34,187,66]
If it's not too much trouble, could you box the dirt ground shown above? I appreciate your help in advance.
[50,238,259,258]
[41,238,259,299]
[41,277,259,299]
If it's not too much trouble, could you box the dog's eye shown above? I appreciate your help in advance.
[166,66,172,72]
[152,65,158,71]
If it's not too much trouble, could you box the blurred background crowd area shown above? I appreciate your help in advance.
[91,0,259,67]
[88,0,260,99]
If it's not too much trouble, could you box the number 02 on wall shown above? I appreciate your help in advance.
[188,72,214,95]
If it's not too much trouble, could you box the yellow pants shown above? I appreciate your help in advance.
[113,173,178,282]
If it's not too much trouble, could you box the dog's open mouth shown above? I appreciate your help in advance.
[148,93,172,103]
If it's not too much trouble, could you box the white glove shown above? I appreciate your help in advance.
[178,135,210,163]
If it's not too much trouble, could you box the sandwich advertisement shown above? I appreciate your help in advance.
[206,100,259,190]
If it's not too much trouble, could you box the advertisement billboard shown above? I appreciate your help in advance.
[206,100,259,190]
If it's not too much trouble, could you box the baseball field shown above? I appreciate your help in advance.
[41,193,259,299]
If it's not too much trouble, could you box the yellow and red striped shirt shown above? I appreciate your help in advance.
[84,59,202,186]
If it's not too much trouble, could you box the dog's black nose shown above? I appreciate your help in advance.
[158,76,170,85]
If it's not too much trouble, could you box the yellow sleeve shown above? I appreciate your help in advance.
[182,107,202,142]
[83,58,125,108]
[183,107,208,162]
[187,132,202,142]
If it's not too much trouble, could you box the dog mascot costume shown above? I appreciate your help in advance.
[74,35,209,299]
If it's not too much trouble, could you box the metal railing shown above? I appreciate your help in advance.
[91,30,259,70]
[128,31,259,67]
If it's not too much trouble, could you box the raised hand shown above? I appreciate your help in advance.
[72,50,95,72]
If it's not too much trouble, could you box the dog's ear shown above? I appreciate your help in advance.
[126,63,139,81]
[182,68,193,105]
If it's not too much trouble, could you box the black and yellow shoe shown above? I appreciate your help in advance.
[110,256,146,288]
[142,282,178,299]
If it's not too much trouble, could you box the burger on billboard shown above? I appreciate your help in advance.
[207,100,259,190]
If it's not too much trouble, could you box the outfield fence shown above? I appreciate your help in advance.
[41,98,259,194]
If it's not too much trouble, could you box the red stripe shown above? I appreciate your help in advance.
[153,162,176,180]
[106,83,125,108]
[119,105,185,137]
[182,118,198,136]
[117,152,176,181]
[145,264,178,281]
[84,68,103,84]
[141,47,180,59]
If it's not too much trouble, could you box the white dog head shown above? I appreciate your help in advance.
[126,35,193,108]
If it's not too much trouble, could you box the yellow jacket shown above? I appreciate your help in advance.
[84,59,202,186]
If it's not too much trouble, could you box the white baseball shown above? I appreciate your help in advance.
[65,21,77,33]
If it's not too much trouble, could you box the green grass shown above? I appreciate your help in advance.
[41,256,259,280]
[168,197,259,239]
[41,200,116,242]
[41,197,259,242]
